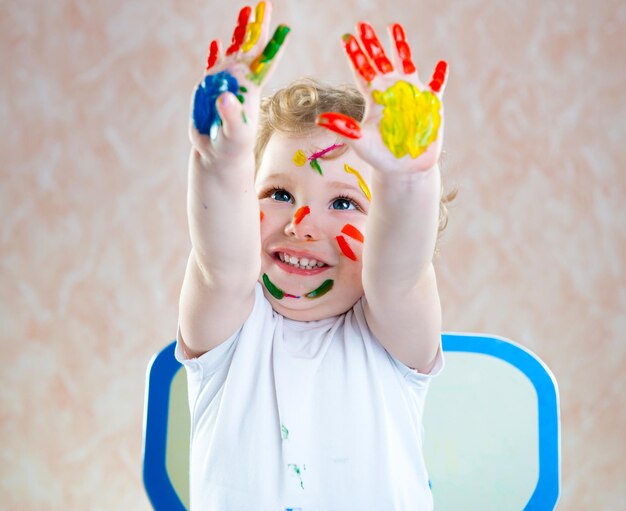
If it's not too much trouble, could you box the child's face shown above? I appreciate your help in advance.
[256,131,374,321]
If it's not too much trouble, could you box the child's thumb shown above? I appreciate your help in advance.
[215,92,247,144]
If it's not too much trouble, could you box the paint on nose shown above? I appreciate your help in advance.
[294,206,311,225]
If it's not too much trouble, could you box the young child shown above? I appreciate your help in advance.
[177,3,450,509]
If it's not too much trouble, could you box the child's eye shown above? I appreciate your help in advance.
[331,196,361,211]
[271,189,293,202]
[261,187,293,203]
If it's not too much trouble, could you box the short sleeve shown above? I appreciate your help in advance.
[173,283,267,393]
[389,343,445,389]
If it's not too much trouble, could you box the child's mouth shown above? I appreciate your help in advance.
[273,252,330,275]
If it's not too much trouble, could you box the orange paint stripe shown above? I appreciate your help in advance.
[336,235,357,261]
[294,205,310,224]
[260,210,264,222]
[341,224,364,243]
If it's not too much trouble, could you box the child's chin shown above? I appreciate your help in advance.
[267,291,361,322]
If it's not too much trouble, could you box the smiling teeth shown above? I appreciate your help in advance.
[279,252,326,269]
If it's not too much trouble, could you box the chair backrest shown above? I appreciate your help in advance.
[143,333,560,511]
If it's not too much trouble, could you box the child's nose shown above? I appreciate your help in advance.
[284,205,319,240]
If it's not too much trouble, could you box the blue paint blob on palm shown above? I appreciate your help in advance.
[192,71,240,139]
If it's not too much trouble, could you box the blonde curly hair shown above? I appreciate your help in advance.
[254,78,456,235]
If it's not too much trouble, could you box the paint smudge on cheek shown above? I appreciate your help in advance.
[305,279,334,298]
[344,164,371,201]
[336,235,358,261]
[260,210,264,222]
[262,273,285,299]
[293,206,310,225]
[262,274,301,299]
[341,224,364,243]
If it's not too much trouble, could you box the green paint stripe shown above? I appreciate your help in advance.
[262,273,284,299]
[309,159,323,175]
[305,279,333,299]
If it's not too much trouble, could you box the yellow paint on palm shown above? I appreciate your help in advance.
[242,2,265,52]
[344,164,371,201]
[293,149,307,166]
[372,80,441,159]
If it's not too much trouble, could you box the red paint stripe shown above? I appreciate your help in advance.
[341,224,364,243]
[294,206,310,225]
[336,235,357,261]
[260,210,264,222]
[226,6,252,55]
[206,40,220,71]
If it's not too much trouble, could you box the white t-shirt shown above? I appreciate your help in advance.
[176,283,443,511]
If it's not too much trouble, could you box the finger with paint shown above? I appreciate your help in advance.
[358,22,393,74]
[316,112,362,139]
[389,23,416,75]
[225,5,252,56]
[428,60,449,94]
[342,33,378,83]
[248,24,291,84]
[242,1,266,52]
[205,40,221,72]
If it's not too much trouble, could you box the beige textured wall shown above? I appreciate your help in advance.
[1,0,624,509]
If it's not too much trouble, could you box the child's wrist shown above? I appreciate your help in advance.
[371,163,440,190]
[193,149,256,175]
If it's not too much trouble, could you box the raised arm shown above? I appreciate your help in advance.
[179,2,289,357]
[318,22,448,372]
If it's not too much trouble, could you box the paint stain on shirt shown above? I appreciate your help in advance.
[287,463,306,490]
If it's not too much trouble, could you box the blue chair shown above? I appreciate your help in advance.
[143,333,561,510]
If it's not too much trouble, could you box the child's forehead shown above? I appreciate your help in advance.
[257,131,373,187]
[269,131,339,154]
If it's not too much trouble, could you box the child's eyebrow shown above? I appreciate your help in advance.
[324,180,362,193]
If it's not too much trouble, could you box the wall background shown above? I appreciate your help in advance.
[1,0,624,509]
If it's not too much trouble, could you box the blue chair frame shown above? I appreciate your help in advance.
[143,333,561,510]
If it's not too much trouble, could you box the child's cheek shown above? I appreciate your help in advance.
[336,223,365,262]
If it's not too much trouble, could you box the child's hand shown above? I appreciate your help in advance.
[189,2,289,162]
[318,23,448,175]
